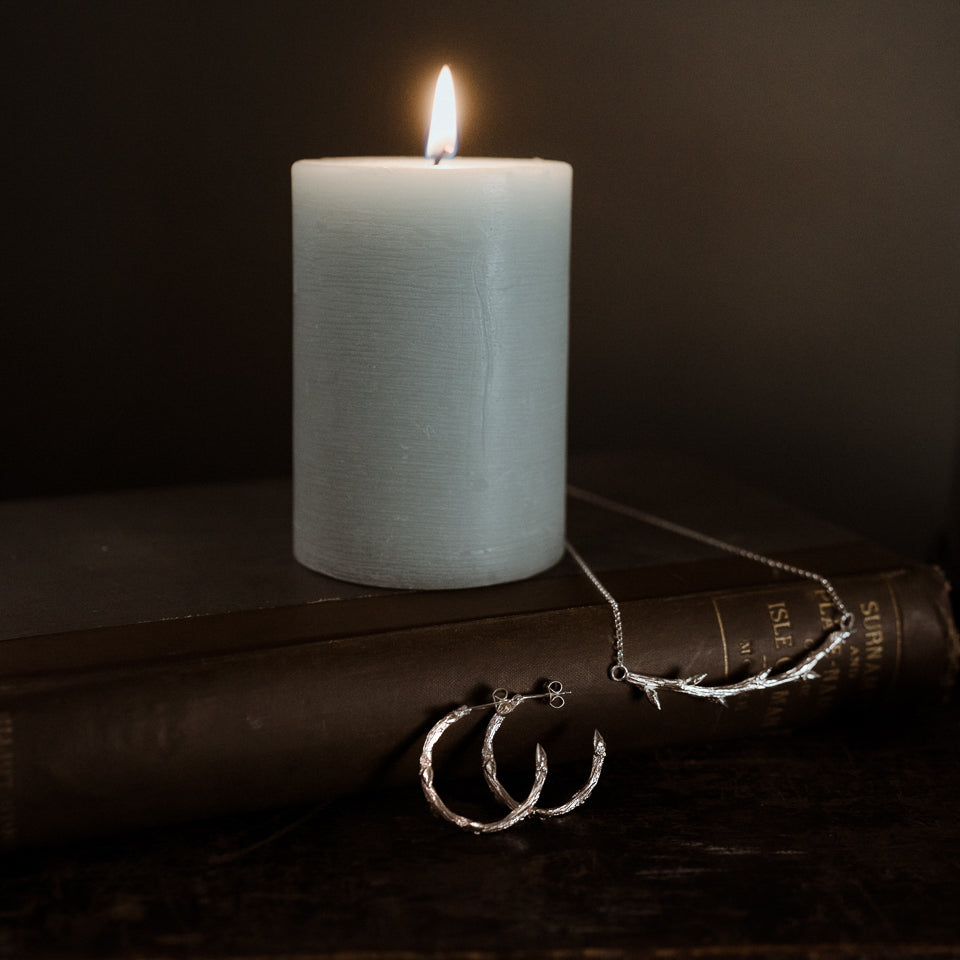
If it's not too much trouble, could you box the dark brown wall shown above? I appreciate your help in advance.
[5,1,958,559]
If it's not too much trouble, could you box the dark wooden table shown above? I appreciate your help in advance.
[2,698,958,960]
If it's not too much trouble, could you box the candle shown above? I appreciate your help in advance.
[292,67,571,589]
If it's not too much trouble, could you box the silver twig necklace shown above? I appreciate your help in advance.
[420,486,856,833]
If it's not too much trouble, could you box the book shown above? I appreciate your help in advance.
[0,449,956,848]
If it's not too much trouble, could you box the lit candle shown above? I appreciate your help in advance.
[292,67,571,589]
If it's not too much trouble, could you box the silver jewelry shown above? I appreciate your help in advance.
[483,682,607,819]
[565,486,856,709]
[422,487,857,831]
[420,681,599,833]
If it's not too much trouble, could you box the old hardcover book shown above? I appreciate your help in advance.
[0,450,956,848]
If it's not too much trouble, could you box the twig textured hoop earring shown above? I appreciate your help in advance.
[419,681,594,834]
[482,681,606,818]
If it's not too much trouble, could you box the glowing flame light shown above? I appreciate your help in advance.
[425,65,458,163]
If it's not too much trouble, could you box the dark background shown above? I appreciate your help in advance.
[4,1,958,561]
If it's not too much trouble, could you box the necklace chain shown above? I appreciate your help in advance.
[566,486,856,709]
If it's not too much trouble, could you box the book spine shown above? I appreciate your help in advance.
[1,564,955,848]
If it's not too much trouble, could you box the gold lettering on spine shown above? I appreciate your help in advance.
[0,712,14,847]
[761,687,792,729]
[860,599,884,689]
[812,588,844,710]
[816,595,837,632]
[767,602,794,649]
[711,597,730,677]
[818,657,843,710]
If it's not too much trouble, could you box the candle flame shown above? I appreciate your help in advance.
[425,65,458,163]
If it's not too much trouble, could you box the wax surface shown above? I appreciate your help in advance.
[292,157,571,589]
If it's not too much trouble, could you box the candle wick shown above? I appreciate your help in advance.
[429,146,454,166]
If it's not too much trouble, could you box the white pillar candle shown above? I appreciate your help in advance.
[292,72,571,590]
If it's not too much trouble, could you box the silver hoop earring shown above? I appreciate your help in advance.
[482,681,607,818]
[419,681,604,833]
[420,699,547,834]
